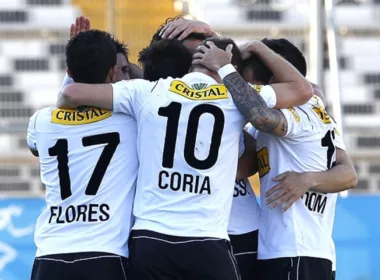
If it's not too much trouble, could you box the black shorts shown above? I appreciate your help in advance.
[31,252,128,280]
[332,270,336,280]
[229,230,259,280]
[128,229,240,280]
[259,256,332,280]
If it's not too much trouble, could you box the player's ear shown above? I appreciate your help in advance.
[67,68,72,78]
[108,66,116,83]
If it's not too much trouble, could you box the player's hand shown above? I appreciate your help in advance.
[265,171,311,212]
[239,40,263,60]
[192,41,233,72]
[70,15,91,39]
[160,18,214,40]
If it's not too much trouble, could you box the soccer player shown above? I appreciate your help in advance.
[260,38,356,280]
[59,15,132,91]
[27,30,136,280]
[195,40,356,280]
[155,19,313,280]
[57,36,310,280]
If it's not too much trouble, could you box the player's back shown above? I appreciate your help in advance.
[28,106,138,257]
[131,72,245,239]
[256,95,339,262]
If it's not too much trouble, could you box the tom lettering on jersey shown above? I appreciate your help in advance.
[158,171,211,195]
[51,106,112,125]
[49,204,110,224]
[169,80,228,101]
[301,191,327,215]
[257,147,271,178]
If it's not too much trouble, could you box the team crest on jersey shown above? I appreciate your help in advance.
[169,80,228,101]
[312,105,331,124]
[251,84,263,93]
[51,106,112,125]
[287,108,300,123]
[257,147,271,178]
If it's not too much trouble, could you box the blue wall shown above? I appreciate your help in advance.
[0,196,379,280]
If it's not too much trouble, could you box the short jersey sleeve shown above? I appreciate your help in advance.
[58,73,74,96]
[238,132,245,158]
[333,127,346,151]
[249,84,277,109]
[280,107,313,139]
[27,110,40,151]
[244,123,259,140]
[111,79,156,117]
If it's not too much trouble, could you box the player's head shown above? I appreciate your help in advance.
[66,30,117,84]
[150,16,183,45]
[192,37,242,73]
[112,38,130,81]
[238,54,272,85]
[240,38,307,84]
[262,38,307,77]
[149,16,209,54]
[138,39,193,81]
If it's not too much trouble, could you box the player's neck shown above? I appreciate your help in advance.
[191,66,222,84]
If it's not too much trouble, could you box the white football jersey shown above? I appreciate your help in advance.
[27,106,138,257]
[112,72,245,239]
[228,178,260,235]
[227,85,276,236]
[255,95,345,262]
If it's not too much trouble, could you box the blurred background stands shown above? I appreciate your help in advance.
[0,0,379,196]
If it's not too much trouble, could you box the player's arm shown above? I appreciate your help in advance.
[265,149,357,211]
[221,41,312,136]
[58,83,113,109]
[239,41,313,108]
[58,79,154,115]
[308,148,357,193]
[236,130,258,180]
[193,42,312,137]
[27,111,40,157]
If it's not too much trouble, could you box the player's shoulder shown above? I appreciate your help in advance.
[28,106,55,129]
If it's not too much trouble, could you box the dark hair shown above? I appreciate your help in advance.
[262,38,307,77]
[112,37,129,61]
[202,37,242,67]
[66,30,116,83]
[138,39,192,81]
[238,55,272,84]
[150,16,183,45]
[150,16,209,46]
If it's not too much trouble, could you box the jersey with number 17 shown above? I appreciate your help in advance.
[27,106,138,258]
[112,73,245,239]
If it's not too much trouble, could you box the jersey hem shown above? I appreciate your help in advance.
[228,226,259,235]
[36,246,128,258]
[133,220,229,240]
[258,251,333,262]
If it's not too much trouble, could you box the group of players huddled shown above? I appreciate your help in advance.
[27,15,357,280]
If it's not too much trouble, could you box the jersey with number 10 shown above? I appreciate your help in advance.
[112,72,245,239]
[27,106,138,257]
